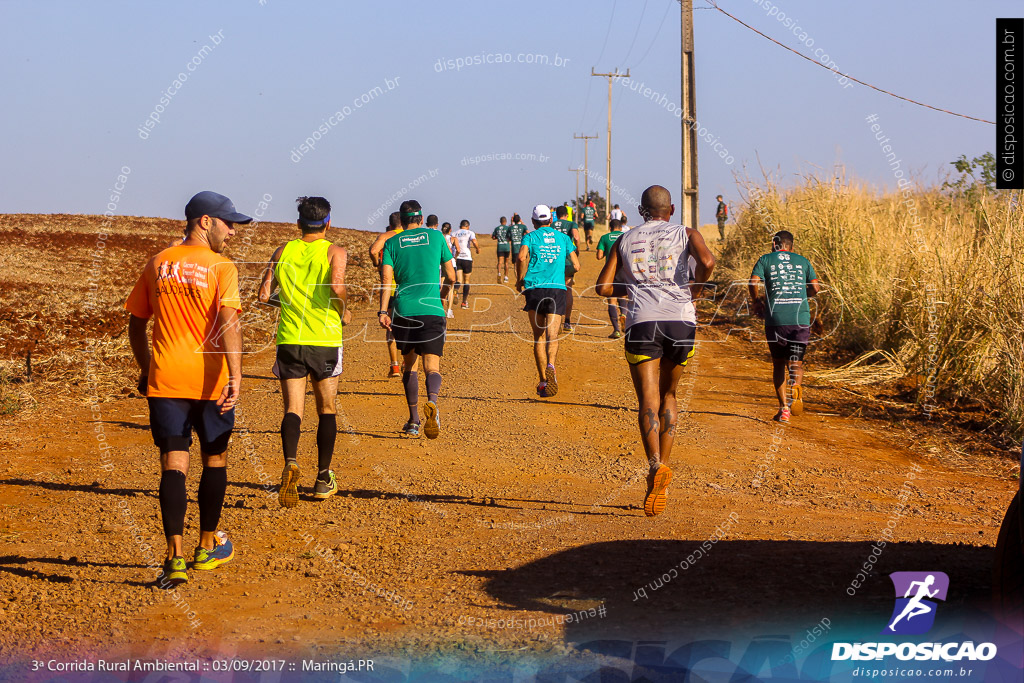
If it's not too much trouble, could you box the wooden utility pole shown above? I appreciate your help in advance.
[591,68,629,225]
[573,132,598,204]
[681,0,699,229]
[568,166,583,208]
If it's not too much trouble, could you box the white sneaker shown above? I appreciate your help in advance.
[446,309,454,318]
[503,276,509,283]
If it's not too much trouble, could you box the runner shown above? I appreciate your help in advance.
[369,212,404,378]
[563,202,574,223]
[582,200,597,249]
[452,219,479,309]
[595,185,715,517]
[258,196,349,508]
[426,214,439,230]
[716,195,728,241]
[748,230,821,423]
[516,204,580,398]
[596,218,628,339]
[440,222,456,317]
[491,216,512,284]
[610,204,623,222]
[508,213,526,265]
[125,190,250,584]
[378,200,457,438]
[552,205,580,332]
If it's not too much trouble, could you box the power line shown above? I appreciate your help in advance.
[705,0,994,125]
[632,0,675,68]
[619,0,650,68]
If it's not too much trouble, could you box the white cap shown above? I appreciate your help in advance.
[532,204,551,221]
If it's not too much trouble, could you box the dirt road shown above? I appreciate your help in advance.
[0,228,1017,674]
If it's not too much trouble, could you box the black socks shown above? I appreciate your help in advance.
[426,372,442,404]
[403,371,420,423]
[281,412,301,462]
[316,414,337,478]
[197,466,227,533]
[159,470,187,539]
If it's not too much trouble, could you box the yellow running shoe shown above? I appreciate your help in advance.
[791,385,804,415]
[279,461,300,508]
[644,464,673,517]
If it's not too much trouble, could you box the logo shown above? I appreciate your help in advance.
[883,571,948,635]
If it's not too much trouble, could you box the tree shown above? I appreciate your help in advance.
[943,152,997,202]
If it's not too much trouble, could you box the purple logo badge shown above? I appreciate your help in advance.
[882,571,949,635]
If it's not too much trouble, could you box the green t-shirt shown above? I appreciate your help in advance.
[552,219,578,238]
[382,227,454,318]
[522,226,575,290]
[508,222,526,247]
[583,206,596,222]
[750,250,818,326]
[492,225,510,247]
[596,230,623,256]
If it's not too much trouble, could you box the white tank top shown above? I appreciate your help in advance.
[614,220,696,326]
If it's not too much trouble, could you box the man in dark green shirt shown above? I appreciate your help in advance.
[380,200,457,439]
[508,214,526,262]
[595,218,628,338]
[491,216,512,284]
[748,230,821,423]
[552,205,581,332]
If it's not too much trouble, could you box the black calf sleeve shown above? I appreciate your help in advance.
[159,470,187,539]
[281,412,301,462]
[316,414,337,475]
[198,466,227,533]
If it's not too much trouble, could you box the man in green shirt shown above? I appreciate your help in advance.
[552,205,581,332]
[595,218,628,339]
[516,204,580,398]
[258,196,350,506]
[748,230,821,423]
[508,213,527,265]
[582,201,597,250]
[379,200,457,439]
[491,216,512,284]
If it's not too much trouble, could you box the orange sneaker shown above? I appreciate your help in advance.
[643,464,673,517]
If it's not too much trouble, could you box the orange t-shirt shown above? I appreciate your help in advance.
[125,245,241,400]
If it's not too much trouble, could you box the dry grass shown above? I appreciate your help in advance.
[720,173,1024,436]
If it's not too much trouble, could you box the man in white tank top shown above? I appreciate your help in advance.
[596,185,715,517]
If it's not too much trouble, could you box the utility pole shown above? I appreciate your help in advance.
[591,68,629,225]
[568,166,583,209]
[573,132,598,205]
[681,0,699,229]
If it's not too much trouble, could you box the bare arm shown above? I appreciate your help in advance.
[596,245,627,298]
[329,245,350,324]
[215,307,242,413]
[440,259,456,300]
[128,315,151,392]
[369,230,393,268]
[378,264,394,330]
[258,244,285,305]
[748,275,766,318]
[569,249,581,274]
[808,278,821,297]
[472,238,480,255]
[686,227,715,298]
[515,245,529,292]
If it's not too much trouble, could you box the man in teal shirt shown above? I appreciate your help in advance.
[516,204,580,398]
[748,230,821,423]
[379,200,457,439]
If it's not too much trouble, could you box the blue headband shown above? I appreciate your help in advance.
[300,213,330,228]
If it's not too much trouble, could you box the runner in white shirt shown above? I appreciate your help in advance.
[452,220,480,309]
[596,185,715,518]
[610,204,623,222]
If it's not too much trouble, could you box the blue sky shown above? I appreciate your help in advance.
[0,0,1012,230]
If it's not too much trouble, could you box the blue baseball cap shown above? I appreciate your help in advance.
[184,191,253,223]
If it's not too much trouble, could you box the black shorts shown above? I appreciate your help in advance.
[455,259,473,274]
[496,246,511,256]
[523,288,567,317]
[392,314,446,356]
[766,324,810,361]
[148,397,234,454]
[274,344,343,381]
[624,320,697,366]
[584,220,595,231]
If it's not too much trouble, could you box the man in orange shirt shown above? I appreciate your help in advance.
[126,191,250,586]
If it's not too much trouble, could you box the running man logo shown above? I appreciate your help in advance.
[882,571,949,635]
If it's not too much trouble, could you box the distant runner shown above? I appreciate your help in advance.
[452,219,480,309]
[582,200,597,247]
[379,200,457,438]
[596,218,628,339]
[440,222,456,317]
[748,230,821,423]
[491,216,512,284]
[126,191,250,585]
[369,212,404,378]
[716,195,728,241]
[516,204,580,398]
[258,196,349,508]
[596,185,715,517]
[508,213,527,265]
[610,204,623,222]
[552,205,581,332]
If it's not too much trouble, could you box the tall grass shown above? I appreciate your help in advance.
[720,173,1024,436]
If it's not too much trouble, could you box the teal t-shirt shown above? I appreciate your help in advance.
[492,225,510,247]
[750,250,819,326]
[508,222,526,248]
[583,206,596,222]
[522,226,574,290]
[382,227,454,317]
[596,230,623,255]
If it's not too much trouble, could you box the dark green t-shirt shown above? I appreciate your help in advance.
[552,219,578,238]
[750,250,818,326]
[492,225,510,247]
[596,230,623,255]
[382,227,454,318]
[583,206,596,222]
[508,222,526,247]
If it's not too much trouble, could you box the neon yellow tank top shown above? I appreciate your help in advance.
[275,239,343,346]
